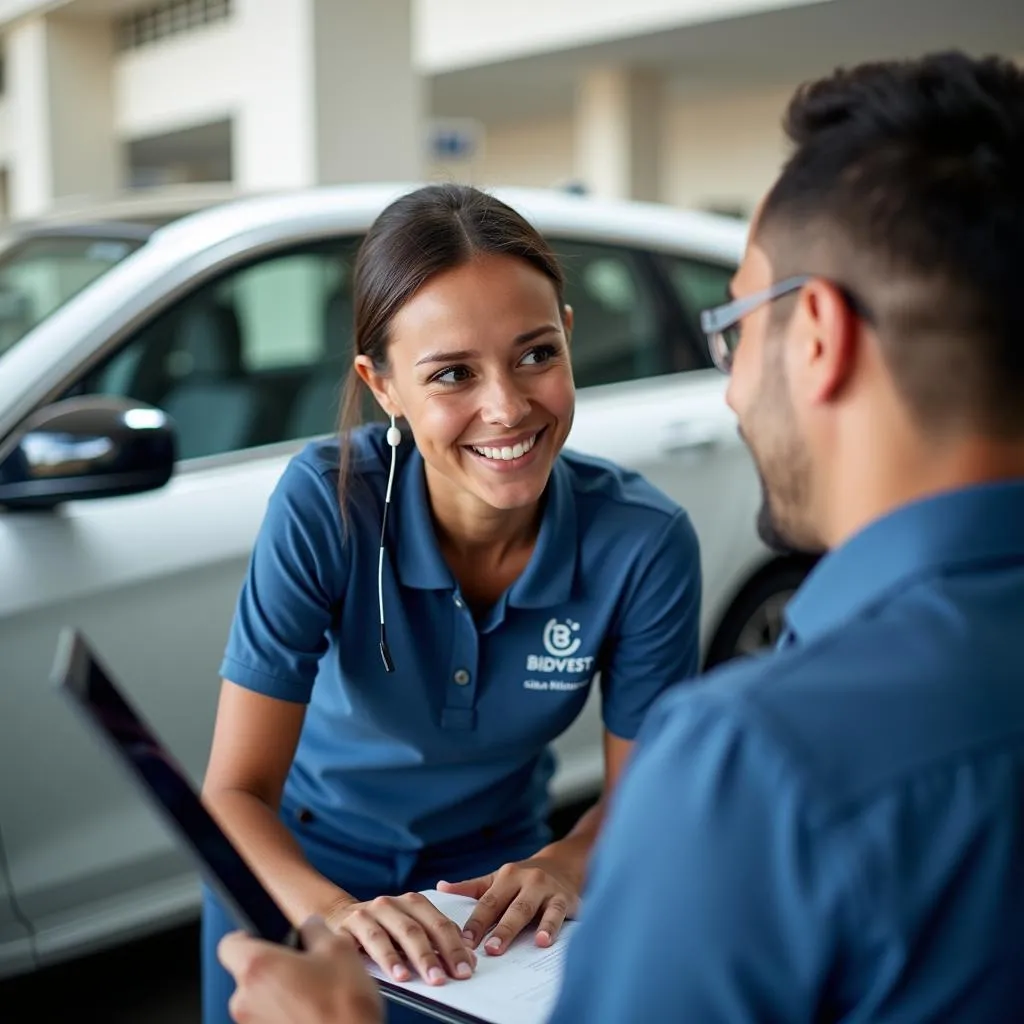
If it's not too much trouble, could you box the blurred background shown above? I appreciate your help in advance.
[0,0,1018,221]
[0,1,1021,1021]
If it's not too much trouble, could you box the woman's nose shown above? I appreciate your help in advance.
[481,376,531,427]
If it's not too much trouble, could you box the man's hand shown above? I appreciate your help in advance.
[218,916,383,1024]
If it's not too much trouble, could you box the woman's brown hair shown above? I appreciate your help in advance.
[335,183,567,515]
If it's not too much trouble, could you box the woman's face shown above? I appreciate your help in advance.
[355,252,575,516]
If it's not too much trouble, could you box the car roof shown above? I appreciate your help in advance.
[3,182,749,266]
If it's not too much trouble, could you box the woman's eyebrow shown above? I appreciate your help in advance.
[414,324,561,366]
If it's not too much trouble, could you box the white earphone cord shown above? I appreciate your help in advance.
[377,416,401,672]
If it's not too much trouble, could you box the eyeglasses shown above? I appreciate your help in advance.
[700,275,811,373]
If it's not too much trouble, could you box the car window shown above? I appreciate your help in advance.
[0,234,143,357]
[72,239,361,460]
[551,240,664,388]
[663,254,735,339]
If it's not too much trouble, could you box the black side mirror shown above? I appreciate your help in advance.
[0,396,177,511]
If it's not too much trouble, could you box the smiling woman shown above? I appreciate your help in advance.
[198,183,705,1024]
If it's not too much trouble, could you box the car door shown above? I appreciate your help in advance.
[0,836,33,979]
[540,238,754,797]
[0,236,361,966]
[552,238,756,646]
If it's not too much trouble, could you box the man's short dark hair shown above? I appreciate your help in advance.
[758,51,1024,438]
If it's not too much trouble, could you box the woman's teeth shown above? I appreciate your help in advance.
[471,433,538,461]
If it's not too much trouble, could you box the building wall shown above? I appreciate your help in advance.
[415,0,826,72]
[427,113,575,189]
[428,81,791,216]
[660,84,791,216]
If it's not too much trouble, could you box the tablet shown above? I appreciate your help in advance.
[51,628,488,1024]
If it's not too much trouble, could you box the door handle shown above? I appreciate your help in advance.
[660,423,722,455]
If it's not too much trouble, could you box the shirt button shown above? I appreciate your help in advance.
[453,668,471,686]
[453,596,464,609]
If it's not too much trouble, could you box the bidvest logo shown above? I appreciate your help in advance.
[544,618,581,657]
[525,618,594,675]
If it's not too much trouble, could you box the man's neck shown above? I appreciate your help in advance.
[823,435,1024,549]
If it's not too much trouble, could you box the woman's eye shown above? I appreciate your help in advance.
[432,365,472,385]
[520,344,558,367]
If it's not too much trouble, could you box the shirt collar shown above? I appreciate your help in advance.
[786,480,1024,646]
[393,447,578,605]
[394,447,454,590]
[509,456,577,608]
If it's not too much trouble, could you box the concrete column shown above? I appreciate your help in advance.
[6,13,119,218]
[234,0,422,192]
[573,66,663,202]
[311,0,423,184]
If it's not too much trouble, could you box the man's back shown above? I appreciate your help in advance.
[550,481,1024,1022]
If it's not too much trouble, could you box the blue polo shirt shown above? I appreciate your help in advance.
[220,424,701,852]
[551,480,1024,1023]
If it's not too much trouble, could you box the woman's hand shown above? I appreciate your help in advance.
[327,892,477,986]
[437,854,581,955]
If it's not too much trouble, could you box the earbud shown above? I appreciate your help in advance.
[386,415,401,448]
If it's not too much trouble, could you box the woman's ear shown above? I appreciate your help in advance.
[562,304,574,345]
[353,356,402,419]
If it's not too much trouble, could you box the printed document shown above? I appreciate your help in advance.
[366,889,576,1024]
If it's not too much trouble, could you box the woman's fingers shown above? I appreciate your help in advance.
[337,894,476,985]
[391,893,477,980]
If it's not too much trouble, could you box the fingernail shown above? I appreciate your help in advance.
[537,930,550,945]
[462,929,475,943]
[456,962,472,979]
[392,965,409,981]
[428,967,445,984]
[485,937,502,953]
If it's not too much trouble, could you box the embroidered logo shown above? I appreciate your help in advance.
[542,618,581,657]
[525,618,594,678]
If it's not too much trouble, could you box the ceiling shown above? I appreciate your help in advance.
[429,0,1024,122]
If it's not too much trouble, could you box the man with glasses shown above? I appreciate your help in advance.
[218,50,1024,1021]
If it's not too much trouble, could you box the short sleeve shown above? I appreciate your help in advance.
[599,508,702,739]
[549,683,846,1023]
[219,451,348,703]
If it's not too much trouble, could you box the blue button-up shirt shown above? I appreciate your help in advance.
[220,424,701,852]
[552,481,1024,1022]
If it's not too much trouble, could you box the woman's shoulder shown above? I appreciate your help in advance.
[276,423,395,524]
[561,448,679,520]
[557,449,700,570]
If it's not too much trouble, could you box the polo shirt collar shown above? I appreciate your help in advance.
[394,447,454,590]
[785,480,1024,646]
[509,456,577,608]
[393,447,578,605]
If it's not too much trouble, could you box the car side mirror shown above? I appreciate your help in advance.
[0,396,177,511]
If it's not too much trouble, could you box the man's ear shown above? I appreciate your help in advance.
[562,304,574,345]
[353,356,402,419]
[797,279,859,404]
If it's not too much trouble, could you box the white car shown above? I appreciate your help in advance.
[0,183,814,979]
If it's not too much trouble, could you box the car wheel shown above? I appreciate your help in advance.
[704,561,813,670]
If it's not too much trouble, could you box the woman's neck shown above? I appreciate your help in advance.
[423,463,543,603]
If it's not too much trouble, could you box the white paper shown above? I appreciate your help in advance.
[365,889,576,1024]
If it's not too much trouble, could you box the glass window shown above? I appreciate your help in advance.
[664,255,735,340]
[0,235,142,357]
[551,240,665,389]
[72,239,360,461]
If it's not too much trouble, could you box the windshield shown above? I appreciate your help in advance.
[0,233,143,357]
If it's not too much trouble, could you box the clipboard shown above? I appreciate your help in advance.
[51,627,489,1024]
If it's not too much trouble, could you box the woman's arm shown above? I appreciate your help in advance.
[203,681,475,985]
[201,680,347,924]
[442,731,633,953]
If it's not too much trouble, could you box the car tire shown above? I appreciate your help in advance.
[704,560,814,670]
